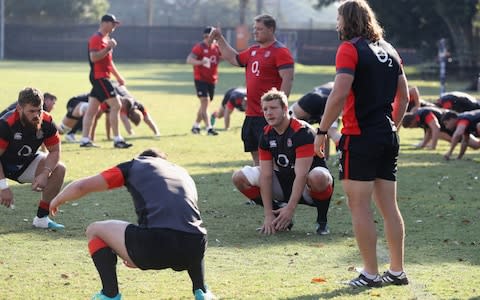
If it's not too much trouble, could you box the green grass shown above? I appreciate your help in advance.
[0,61,479,299]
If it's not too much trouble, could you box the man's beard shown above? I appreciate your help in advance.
[20,113,41,132]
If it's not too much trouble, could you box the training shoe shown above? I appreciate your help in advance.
[65,133,77,143]
[316,223,330,235]
[114,140,132,149]
[207,128,218,136]
[80,141,98,148]
[91,291,122,300]
[194,287,216,300]
[32,216,65,230]
[381,270,409,285]
[191,126,201,134]
[210,114,216,127]
[349,273,382,288]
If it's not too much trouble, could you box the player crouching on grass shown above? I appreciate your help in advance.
[0,87,65,229]
[49,148,215,300]
[232,88,334,235]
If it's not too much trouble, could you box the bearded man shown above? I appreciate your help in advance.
[0,87,66,230]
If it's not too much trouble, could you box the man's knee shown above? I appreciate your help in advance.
[308,167,333,200]
[107,97,121,112]
[233,166,260,188]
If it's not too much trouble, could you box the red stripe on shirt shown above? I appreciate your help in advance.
[100,166,125,189]
[296,143,314,158]
[259,148,272,161]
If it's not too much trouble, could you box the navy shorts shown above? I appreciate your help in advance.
[338,133,399,181]
[194,80,215,101]
[125,225,206,271]
[241,116,267,152]
[90,78,116,103]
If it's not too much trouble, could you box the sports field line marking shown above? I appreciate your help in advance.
[377,240,436,299]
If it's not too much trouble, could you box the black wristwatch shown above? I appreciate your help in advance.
[317,128,328,135]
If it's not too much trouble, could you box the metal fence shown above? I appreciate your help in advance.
[4,24,420,65]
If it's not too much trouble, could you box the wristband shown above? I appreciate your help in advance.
[0,178,8,190]
[317,128,328,135]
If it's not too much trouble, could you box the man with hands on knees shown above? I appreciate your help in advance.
[0,87,65,229]
[232,88,333,235]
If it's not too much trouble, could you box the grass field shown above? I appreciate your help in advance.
[0,60,479,300]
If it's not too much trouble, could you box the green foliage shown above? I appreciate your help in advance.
[0,61,479,299]
[315,0,480,68]
[5,0,109,24]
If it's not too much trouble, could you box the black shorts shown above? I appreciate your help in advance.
[90,78,116,103]
[194,80,215,100]
[241,116,267,152]
[125,225,206,271]
[66,98,82,120]
[338,133,399,181]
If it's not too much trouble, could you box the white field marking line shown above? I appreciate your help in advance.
[377,240,436,299]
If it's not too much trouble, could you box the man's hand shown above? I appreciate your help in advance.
[314,134,326,158]
[272,206,295,231]
[260,213,276,235]
[107,38,117,49]
[0,188,14,208]
[32,172,49,192]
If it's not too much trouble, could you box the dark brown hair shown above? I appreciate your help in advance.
[18,87,43,107]
[254,14,276,33]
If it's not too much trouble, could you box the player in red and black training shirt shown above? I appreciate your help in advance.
[232,89,333,235]
[0,87,65,230]
[435,91,480,113]
[442,109,480,160]
[81,14,131,149]
[314,0,410,288]
[186,27,221,136]
[402,107,455,150]
[209,14,294,165]
[49,149,215,300]
[210,87,246,130]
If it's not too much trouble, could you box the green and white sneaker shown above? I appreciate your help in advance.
[32,216,64,230]
[91,291,122,300]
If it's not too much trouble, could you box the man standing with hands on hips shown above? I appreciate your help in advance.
[80,14,132,149]
[208,14,294,165]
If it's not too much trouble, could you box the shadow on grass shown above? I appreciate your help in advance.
[1,151,479,269]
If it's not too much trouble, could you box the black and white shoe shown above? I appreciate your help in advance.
[80,141,99,148]
[349,273,382,288]
[207,128,218,136]
[114,140,132,149]
[381,271,409,285]
[191,127,201,134]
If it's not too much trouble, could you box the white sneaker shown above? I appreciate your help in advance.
[65,134,77,143]
[32,216,65,230]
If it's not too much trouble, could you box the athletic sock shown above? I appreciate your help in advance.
[361,270,379,280]
[388,269,404,276]
[240,186,262,205]
[188,258,206,293]
[88,237,119,298]
[113,136,124,143]
[80,137,90,144]
[37,200,50,218]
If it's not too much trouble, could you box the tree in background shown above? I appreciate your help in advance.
[315,0,479,70]
[5,0,109,24]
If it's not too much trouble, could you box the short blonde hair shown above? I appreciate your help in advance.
[261,88,288,108]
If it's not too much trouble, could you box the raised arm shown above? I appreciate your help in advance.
[209,27,240,66]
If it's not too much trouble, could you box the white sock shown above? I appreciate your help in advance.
[113,136,124,143]
[388,269,404,276]
[80,137,90,143]
[193,122,200,128]
[361,270,379,280]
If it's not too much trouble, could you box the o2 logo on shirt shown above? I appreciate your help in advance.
[251,61,260,77]
[276,154,290,168]
[18,145,33,157]
[369,42,393,67]
[209,55,217,65]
